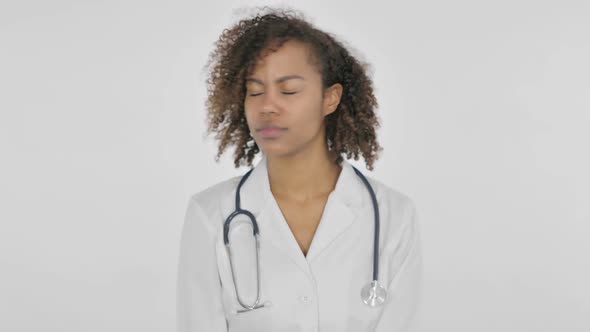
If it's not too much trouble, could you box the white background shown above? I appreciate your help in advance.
[1,0,588,331]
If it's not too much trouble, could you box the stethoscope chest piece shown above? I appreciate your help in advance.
[361,280,387,307]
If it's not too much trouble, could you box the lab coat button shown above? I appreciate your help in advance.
[299,295,310,302]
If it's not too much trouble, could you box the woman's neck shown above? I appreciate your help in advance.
[266,149,342,203]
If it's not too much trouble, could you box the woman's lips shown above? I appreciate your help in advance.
[259,128,286,138]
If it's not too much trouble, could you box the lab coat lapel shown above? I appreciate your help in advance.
[235,154,364,277]
[235,155,309,276]
[305,159,362,263]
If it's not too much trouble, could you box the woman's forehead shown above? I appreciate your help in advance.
[249,40,318,75]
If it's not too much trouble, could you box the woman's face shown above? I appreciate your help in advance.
[244,39,342,159]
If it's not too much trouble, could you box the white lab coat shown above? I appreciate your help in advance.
[177,155,423,332]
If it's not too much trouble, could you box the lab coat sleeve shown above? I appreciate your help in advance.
[176,196,228,332]
[374,198,423,332]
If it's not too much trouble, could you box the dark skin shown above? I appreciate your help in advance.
[244,40,344,255]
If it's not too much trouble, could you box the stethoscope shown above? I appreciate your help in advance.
[223,164,387,313]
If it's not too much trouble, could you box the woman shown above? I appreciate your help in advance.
[177,7,422,332]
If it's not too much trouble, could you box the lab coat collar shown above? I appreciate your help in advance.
[236,153,364,276]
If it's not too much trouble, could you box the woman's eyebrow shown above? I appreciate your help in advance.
[245,75,305,85]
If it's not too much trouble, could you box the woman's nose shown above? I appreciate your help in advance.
[259,90,280,113]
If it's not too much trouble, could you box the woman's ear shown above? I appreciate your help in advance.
[323,83,343,116]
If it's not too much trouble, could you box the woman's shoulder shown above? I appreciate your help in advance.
[360,174,420,248]
[187,175,242,221]
[362,173,416,212]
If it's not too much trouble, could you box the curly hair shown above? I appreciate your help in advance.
[203,6,383,171]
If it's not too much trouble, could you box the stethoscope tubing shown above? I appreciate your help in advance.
[223,163,382,311]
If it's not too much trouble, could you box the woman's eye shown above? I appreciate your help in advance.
[248,92,297,97]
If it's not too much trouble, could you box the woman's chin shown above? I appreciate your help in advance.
[260,147,286,156]
[259,145,293,158]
